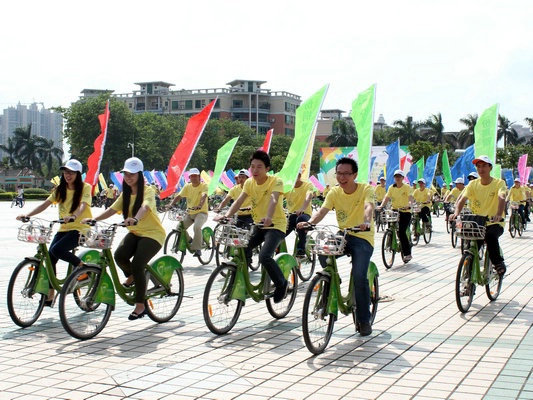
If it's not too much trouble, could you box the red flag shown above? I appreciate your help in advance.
[160,99,216,199]
[85,101,110,190]
[260,129,273,153]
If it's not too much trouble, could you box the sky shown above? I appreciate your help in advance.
[1,0,532,132]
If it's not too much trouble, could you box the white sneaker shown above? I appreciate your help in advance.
[403,255,412,263]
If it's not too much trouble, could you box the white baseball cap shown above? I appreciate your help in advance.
[514,178,520,182]
[379,176,385,181]
[472,155,493,165]
[60,159,82,173]
[393,169,405,177]
[418,178,426,185]
[121,157,144,174]
[189,168,200,176]
[468,172,479,178]
[238,169,250,177]
[455,177,464,184]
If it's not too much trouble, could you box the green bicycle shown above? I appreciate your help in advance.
[508,201,525,238]
[164,208,215,265]
[58,221,184,340]
[455,215,503,313]
[203,222,299,335]
[7,217,99,328]
[410,202,432,246]
[381,208,412,269]
[301,225,379,355]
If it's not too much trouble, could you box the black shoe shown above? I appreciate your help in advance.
[359,322,372,336]
[295,249,306,257]
[193,250,201,258]
[273,279,288,303]
[128,309,147,320]
[494,263,506,277]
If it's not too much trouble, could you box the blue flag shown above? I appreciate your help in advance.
[226,169,236,184]
[436,176,445,188]
[385,140,400,189]
[369,156,377,179]
[424,153,439,186]
[109,173,122,191]
[462,145,476,178]
[503,170,514,188]
[406,164,418,185]
[143,171,154,184]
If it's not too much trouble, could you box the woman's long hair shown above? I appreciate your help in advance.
[55,171,84,213]
[122,172,144,219]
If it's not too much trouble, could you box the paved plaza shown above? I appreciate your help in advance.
[0,202,531,399]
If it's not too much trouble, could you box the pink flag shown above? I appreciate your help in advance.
[309,175,324,191]
[260,129,273,153]
[220,172,235,188]
[518,154,528,184]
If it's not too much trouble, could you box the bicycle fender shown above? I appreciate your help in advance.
[35,261,50,296]
[316,270,331,279]
[274,253,298,279]
[79,249,100,264]
[93,269,115,307]
[367,261,379,292]
[149,256,182,286]
[202,227,214,242]
[24,256,40,263]
[224,262,247,302]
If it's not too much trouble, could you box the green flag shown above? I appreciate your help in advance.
[277,84,328,192]
[474,103,499,162]
[416,157,425,180]
[351,84,376,183]
[208,137,239,195]
[492,163,501,179]
[442,150,452,185]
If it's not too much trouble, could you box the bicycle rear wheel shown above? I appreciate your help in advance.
[411,222,419,246]
[302,274,335,355]
[455,253,474,313]
[59,266,113,340]
[145,268,184,323]
[265,267,298,319]
[509,217,516,238]
[369,275,379,324]
[203,263,243,334]
[451,226,458,248]
[423,222,432,244]
[381,230,395,269]
[485,258,502,301]
[7,259,45,328]
[198,232,215,265]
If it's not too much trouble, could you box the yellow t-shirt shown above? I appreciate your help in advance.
[285,181,313,215]
[413,188,430,204]
[375,185,386,202]
[386,184,412,211]
[463,178,506,227]
[243,175,286,232]
[441,188,449,198]
[448,187,463,202]
[323,184,375,247]
[228,185,252,215]
[106,187,117,199]
[323,187,330,198]
[111,186,166,245]
[507,186,526,203]
[47,183,93,232]
[178,183,208,214]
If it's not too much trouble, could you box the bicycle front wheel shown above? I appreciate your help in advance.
[485,258,502,301]
[198,232,215,265]
[451,226,458,248]
[266,267,298,319]
[297,240,316,282]
[381,230,395,269]
[411,223,419,246]
[369,274,379,324]
[423,222,432,244]
[509,217,516,238]
[302,274,335,355]
[203,263,243,335]
[163,230,185,264]
[455,253,474,313]
[7,259,45,328]
[145,268,184,323]
[59,266,113,340]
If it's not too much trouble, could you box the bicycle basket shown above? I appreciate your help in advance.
[310,226,346,255]
[460,207,472,216]
[510,201,520,210]
[456,215,487,240]
[79,226,116,249]
[17,223,52,244]
[411,204,421,213]
[382,210,399,223]
[168,209,186,222]
[214,224,251,248]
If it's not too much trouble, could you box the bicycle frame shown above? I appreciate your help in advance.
[463,239,490,286]
[172,221,214,254]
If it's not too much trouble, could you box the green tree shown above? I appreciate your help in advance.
[391,116,421,145]
[38,138,64,178]
[373,128,394,145]
[327,119,357,147]
[12,124,46,172]
[497,115,522,147]
[423,112,457,148]
[456,114,477,149]
[496,144,533,169]
[0,137,18,167]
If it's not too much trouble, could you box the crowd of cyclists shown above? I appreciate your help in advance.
[13,148,532,337]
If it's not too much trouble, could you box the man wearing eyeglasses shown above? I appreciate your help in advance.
[298,157,374,336]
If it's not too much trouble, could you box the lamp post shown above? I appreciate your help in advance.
[127,142,134,157]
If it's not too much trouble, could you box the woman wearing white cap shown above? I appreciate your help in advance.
[377,169,415,263]
[16,159,93,306]
[88,157,165,320]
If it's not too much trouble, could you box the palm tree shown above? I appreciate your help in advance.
[423,112,457,148]
[456,114,478,149]
[328,119,357,147]
[525,117,533,131]
[497,115,522,147]
[392,116,421,145]
[12,124,45,173]
[38,138,64,178]
[0,137,18,167]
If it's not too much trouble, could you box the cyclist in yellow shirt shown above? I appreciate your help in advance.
[413,178,431,225]
[526,183,533,222]
[215,169,253,229]
[451,155,507,276]
[285,171,313,256]
[168,168,208,257]
[297,157,374,336]
[215,150,288,303]
[506,178,527,225]
[377,170,415,263]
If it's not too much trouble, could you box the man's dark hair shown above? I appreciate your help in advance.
[335,157,358,174]
[250,150,271,168]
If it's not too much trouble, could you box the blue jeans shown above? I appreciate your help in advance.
[286,213,311,251]
[245,228,286,287]
[49,230,82,273]
[319,235,374,324]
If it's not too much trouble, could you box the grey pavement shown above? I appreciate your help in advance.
[0,202,531,400]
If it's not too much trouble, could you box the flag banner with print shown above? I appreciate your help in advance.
[385,140,400,189]
[424,153,439,186]
[301,124,318,181]
[309,175,324,191]
[85,100,110,190]
[208,137,239,195]
[261,129,273,153]
[406,163,418,185]
[351,84,376,183]
[504,170,514,188]
[156,171,168,190]
[416,157,425,180]
[518,154,528,184]
[474,103,499,162]
[143,171,154,184]
[278,84,328,192]
[442,150,453,185]
[160,99,216,199]
[436,176,445,188]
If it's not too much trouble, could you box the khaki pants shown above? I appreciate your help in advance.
[183,212,208,251]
